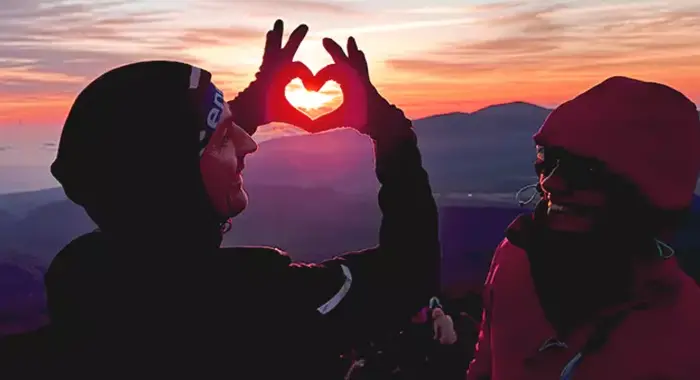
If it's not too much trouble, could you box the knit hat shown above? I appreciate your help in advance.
[51,61,225,234]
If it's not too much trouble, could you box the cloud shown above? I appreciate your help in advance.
[314,17,477,36]
[0,1,270,99]
[41,142,57,151]
[0,1,190,94]
[380,2,700,110]
[194,0,364,17]
[2,0,698,125]
[389,2,523,15]
[178,27,265,46]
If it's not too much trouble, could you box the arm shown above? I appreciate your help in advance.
[285,105,440,339]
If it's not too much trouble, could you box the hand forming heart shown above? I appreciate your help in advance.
[278,41,370,134]
[228,20,317,135]
[230,20,371,136]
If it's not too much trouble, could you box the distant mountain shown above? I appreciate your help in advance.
[0,166,59,195]
[0,187,66,218]
[0,183,380,266]
[244,102,551,195]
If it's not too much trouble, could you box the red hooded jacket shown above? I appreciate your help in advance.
[467,77,700,380]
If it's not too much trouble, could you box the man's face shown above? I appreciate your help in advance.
[200,101,258,219]
[535,146,609,232]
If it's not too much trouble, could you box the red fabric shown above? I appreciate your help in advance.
[534,76,700,210]
[466,238,700,380]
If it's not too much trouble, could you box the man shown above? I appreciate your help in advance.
[467,76,700,379]
[8,20,440,379]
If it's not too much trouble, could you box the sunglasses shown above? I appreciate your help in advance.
[535,146,609,189]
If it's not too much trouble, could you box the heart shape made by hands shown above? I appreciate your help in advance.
[284,76,343,120]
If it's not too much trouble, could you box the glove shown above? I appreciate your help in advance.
[310,37,412,141]
[228,19,317,135]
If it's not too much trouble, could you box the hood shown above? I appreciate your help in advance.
[534,76,700,211]
[51,61,224,247]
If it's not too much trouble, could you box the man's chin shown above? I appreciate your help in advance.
[227,189,249,218]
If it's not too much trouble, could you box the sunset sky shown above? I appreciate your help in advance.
[0,0,699,143]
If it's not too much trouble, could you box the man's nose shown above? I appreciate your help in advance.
[233,126,258,155]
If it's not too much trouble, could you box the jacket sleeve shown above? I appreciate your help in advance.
[283,111,441,340]
[466,243,503,380]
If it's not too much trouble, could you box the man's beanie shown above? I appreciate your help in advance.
[51,61,224,213]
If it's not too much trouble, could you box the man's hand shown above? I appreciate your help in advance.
[310,37,410,140]
[228,19,316,135]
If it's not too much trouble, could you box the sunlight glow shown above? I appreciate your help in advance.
[284,78,340,111]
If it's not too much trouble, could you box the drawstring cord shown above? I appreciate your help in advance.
[655,238,675,259]
[515,183,541,207]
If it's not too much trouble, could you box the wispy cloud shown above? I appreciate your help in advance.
[0,1,184,92]
[194,0,364,16]
[379,2,700,116]
[314,17,477,36]
[178,27,264,45]
[242,0,360,14]
[388,2,523,15]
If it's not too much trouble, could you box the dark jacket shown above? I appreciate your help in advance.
[2,61,440,379]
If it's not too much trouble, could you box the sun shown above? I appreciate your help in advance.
[284,78,339,112]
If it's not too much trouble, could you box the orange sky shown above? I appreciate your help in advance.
[0,0,699,131]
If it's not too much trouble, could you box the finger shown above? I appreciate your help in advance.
[281,24,309,60]
[281,102,315,130]
[347,37,369,77]
[306,107,344,133]
[272,61,315,93]
[314,63,349,89]
[273,19,283,36]
[322,38,350,64]
[263,19,284,61]
[289,61,317,90]
[283,61,314,82]
[347,36,359,56]
[355,50,369,78]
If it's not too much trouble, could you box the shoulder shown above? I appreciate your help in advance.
[48,230,109,277]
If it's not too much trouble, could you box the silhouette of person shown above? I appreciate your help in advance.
[467,77,700,380]
[35,20,440,379]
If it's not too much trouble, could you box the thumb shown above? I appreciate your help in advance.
[306,107,344,133]
[315,62,357,91]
